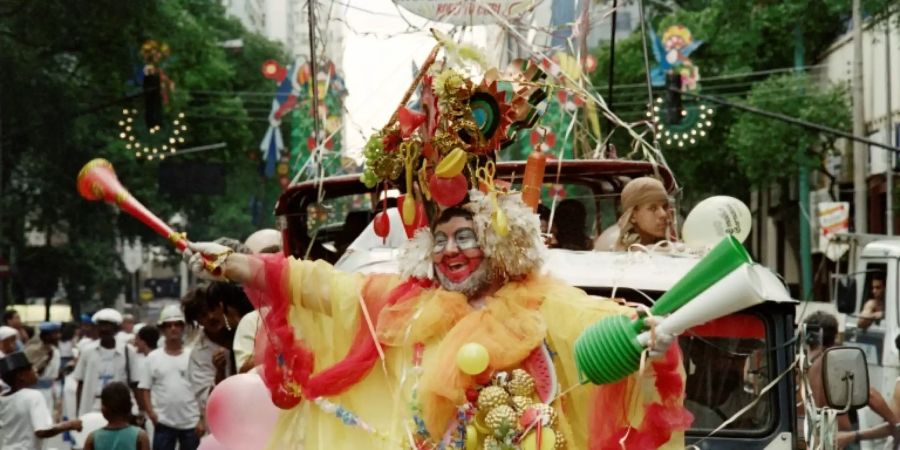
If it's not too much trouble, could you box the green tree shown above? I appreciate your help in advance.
[588,0,867,207]
[0,0,286,315]
[729,74,850,186]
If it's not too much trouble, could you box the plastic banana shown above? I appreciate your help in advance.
[435,147,468,178]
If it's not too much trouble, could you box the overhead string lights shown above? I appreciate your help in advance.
[120,109,188,161]
[648,97,714,148]
[644,24,713,148]
[120,39,188,161]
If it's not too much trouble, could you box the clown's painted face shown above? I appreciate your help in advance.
[433,216,484,282]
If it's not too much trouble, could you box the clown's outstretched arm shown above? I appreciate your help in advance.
[184,241,258,286]
[183,241,338,315]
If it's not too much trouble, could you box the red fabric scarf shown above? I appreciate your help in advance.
[589,345,693,449]
[245,254,432,406]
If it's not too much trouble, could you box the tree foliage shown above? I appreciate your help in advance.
[728,74,850,186]
[589,0,861,207]
[0,0,286,314]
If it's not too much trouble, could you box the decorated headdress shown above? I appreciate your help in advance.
[361,35,551,280]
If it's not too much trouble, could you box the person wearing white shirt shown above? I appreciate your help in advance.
[0,326,19,395]
[138,305,200,450]
[72,309,141,418]
[23,322,62,413]
[0,352,81,450]
[232,310,259,372]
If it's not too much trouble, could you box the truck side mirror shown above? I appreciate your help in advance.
[836,277,857,314]
[822,346,869,410]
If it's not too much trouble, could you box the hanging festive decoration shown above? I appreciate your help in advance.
[649,25,703,89]
[260,59,304,182]
[259,58,349,188]
[289,60,348,185]
[118,40,189,161]
[141,39,174,130]
[647,24,713,148]
[119,109,188,161]
[648,97,715,148]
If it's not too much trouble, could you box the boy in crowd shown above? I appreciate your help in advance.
[0,351,82,449]
[85,381,150,450]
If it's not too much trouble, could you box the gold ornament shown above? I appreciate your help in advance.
[477,386,510,411]
[555,429,567,450]
[508,369,536,397]
[510,395,532,412]
[485,405,517,432]
[529,403,558,428]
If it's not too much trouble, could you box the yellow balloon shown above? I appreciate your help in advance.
[520,427,556,450]
[456,342,490,375]
[465,424,479,450]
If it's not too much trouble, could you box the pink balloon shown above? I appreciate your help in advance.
[198,435,227,450]
[207,373,281,450]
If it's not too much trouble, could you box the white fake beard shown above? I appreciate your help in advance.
[435,260,492,298]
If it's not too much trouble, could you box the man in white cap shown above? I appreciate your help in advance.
[72,308,141,417]
[0,325,18,358]
[0,326,19,394]
[138,304,201,450]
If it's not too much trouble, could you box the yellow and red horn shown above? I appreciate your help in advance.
[77,158,188,251]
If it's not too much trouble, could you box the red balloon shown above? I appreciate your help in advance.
[428,174,468,207]
[373,211,390,238]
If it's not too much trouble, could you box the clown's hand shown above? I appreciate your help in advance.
[637,316,675,359]
[183,242,233,281]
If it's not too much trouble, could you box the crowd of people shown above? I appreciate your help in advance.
[0,229,281,450]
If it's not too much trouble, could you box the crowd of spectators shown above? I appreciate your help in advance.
[0,229,280,450]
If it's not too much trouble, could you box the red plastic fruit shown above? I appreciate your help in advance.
[428,173,468,207]
[373,211,390,239]
[398,195,428,238]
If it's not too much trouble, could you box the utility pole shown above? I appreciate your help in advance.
[0,84,5,312]
[886,20,894,235]
[606,0,618,112]
[852,0,868,232]
[796,27,812,301]
[307,0,321,161]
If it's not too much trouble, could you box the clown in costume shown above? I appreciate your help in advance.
[184,44,692,449]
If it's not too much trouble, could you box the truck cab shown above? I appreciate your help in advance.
[833,236,900,448]
[274,160,801,448]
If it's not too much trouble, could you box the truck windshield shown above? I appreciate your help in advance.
[681,314,773,434]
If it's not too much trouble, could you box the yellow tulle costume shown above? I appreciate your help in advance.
[259,258,690,449]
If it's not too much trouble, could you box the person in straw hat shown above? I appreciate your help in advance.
[595,176,674,251]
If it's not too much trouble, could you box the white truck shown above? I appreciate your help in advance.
[829,233,900,449]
